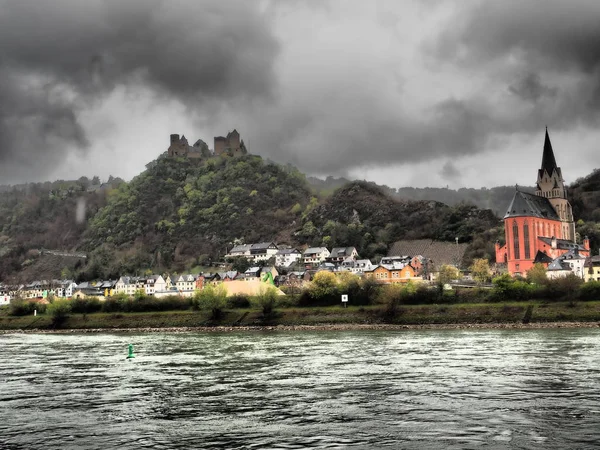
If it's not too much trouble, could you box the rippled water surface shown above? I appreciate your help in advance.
[1,329,600,449]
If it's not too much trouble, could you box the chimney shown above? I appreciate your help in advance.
[170,134,180,144]
[584,236,590,251]
[551,236,557,249]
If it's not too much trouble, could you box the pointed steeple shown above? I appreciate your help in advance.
[540,127,558,176]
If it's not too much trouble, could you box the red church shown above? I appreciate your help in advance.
[495,129,590,276]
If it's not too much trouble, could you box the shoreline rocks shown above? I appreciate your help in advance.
[2,321,600,334]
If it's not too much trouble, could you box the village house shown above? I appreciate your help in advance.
[303,247,331,267]
[327,247,359,264]
[218,271,240,282]
[226,244,253,259]
[175,275,196,294]
[0,284,10,305]
[364,264,420,284]
[250,242,279,262]
[56,280,78,298]
[337,258,375,275]
[115,277,138,296]
[275,248,302,268]
[546,250,588,280]
[584,255,600,282]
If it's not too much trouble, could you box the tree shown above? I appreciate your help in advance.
[193,284,227,320]
[470,258,491,285]
[309,271,339,299]
[526,263,548,285]
[438,264,460,286]
[252,286,279,318]
[47,299,72,327]
[230,257,251,273]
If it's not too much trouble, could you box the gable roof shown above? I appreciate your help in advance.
[538,237,587,251]
[277,248,300,255]
[304,247,329,255]
[330,247,356,257]
[229,244,252,253]
[251,242,278,251]
[388,239,468,269]
[533,250,553,264]
[503,191,559,220]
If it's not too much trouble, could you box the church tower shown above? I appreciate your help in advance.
[534,128,575,241]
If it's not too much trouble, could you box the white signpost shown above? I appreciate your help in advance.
[341,294,348,308]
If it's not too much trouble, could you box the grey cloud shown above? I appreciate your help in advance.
[431,0,600,129]
[440,161,460,182]
[508,73,557,103]
[0,0,278,183]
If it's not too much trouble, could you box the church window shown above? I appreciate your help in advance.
[513,222,520,260]
[524,223,530,259]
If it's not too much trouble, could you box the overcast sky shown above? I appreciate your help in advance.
[1,0,599,189]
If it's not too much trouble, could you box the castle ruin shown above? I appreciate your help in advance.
[167,129,247,159]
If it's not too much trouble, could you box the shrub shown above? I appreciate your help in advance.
[47,299,72,327]
[490,274,536,301]
[192,285,227,320]
[227,294,251,309]
[578,281,600,301]
[70,297,102,314]
[9,299,45,316]
[251,287,279,318]
[541,274,583,301]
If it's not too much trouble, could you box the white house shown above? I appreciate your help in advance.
[328,247,359,263]
[226,244,252,258]
[0,294,10,305]
[303,247,331,266]
[547,250,588,280]
[338,258,375,275]
[175,275,196,293]
[275,248,302,268]
[115,277,139,296]
[250,242,279,261]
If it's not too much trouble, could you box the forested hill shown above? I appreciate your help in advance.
[299,181,501,261]
[307,176,531,215]
[79,155,313,279]
[0,153,507,281]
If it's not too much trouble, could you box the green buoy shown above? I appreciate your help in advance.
[126,343,135,359]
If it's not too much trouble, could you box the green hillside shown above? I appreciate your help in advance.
[4,153,598,282]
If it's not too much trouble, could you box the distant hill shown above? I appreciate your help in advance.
[300,181,501,263]
[307,175,532,215]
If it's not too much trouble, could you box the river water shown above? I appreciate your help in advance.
[1,329,600,449]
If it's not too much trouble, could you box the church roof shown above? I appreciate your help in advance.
[503,190,560,220]
[538,237,587,251]
[533,250,553,264]
[538,128,562,179]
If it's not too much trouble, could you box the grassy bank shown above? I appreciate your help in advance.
[2,301,600,331]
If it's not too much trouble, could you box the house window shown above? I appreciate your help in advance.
[523,222,530,259]
[513,222,520,260]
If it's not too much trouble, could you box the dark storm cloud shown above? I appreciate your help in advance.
[509,73,557,103]
[431,0,600,129]
[0,0,278,182]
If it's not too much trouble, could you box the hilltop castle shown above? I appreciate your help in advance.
[167,129,248,159]
[495,128,590,276]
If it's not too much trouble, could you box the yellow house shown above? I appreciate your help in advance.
[584,256,600,282]
[364,264,421,284]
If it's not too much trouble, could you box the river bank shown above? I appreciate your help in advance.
[2,321,600,334]
[2,301,600,332]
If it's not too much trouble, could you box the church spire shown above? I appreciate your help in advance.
[540,127,558,176]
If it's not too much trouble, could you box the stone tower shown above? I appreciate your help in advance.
[534,128,575,241]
